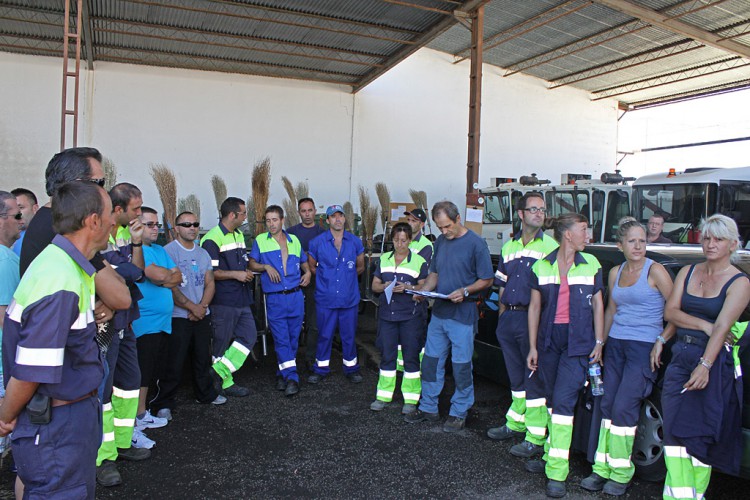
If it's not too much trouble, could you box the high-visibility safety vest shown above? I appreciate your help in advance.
[496,228,558,307]
[530,248,603,356]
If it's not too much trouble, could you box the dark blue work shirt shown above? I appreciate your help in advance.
[288,223,327,253]
[308,230,364,309]
[201,222,253,307]
[430,229,494,325]
[101,225,143,330]
[374,250,428,322]
[530,249,603,357]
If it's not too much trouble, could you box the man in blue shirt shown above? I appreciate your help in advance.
[0,181,113,498]
[10,188,38,257]
[0,192,22,400]
[404,201,494,432]
[307,205,365,384]
[249,205,311,396]
[287,197,326,370]
[131,207,182,448]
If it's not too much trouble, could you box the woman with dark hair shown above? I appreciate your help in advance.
[655,214,750,499]
[581,217,674,496]
[370,222,428,415]
[523,212,605,498]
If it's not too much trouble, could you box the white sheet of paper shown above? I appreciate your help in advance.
[391,205,407,221]
[384,279,396,304]
[465,207,483,223]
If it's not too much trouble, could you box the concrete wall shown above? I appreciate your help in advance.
[0,49,618,228]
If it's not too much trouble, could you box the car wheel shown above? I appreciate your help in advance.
[633,389,667,482]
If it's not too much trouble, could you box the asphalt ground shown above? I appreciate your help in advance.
[0,305,748,499]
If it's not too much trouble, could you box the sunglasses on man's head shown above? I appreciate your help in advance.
[87,178,106,187]
[176,222,200,228]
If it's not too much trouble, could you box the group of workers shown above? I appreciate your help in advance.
[481,191,749,499]
[0,146,748,500]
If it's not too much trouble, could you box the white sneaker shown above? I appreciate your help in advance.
[211,395,227,405]
[131,428,155,449]
[135,410,169,431]
[156,408,172,421]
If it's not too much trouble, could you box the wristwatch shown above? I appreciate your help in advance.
[463,287,469,297]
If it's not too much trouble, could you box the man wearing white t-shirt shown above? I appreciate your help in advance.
[150,211,226,421]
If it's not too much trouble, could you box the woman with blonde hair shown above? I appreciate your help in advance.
[580,217,674,496]
[654,214,750,499]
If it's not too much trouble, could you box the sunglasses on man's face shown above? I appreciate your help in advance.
[0,212,23,220]
[176,222,200,228]
[87,178,106,187]
[144,222,162,229]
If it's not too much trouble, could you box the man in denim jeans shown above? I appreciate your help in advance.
[404,201,493,432]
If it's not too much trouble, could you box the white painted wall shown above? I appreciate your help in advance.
[0,48,618,229]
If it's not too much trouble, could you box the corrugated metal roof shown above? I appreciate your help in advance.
[0,0,749,106]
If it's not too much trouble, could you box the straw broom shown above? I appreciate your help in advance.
[178,194,201,221]
[358,185,372,248]
[210,175,227,213]
[245,196,256,238]
[409,189,432,235]
[375,182,390,234]
[343,201,355,233]
[252,157,271,236]
[296,181,309,200]
[363,206,378,253]
[102,157,118,192]
[149,164,177,242]
[281,176,299,228]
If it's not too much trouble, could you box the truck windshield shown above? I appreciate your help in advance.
[718,181,750,247]
[634,183,717,242]
[484,193,511,224]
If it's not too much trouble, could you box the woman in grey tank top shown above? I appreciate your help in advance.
[581,217,674,496]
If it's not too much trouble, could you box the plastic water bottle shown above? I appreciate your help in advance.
[589,362,604,396]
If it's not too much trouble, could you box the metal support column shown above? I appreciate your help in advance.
[60,0,83,150]
[466,6,484,207]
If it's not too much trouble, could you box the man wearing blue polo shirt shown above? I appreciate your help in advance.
[404,201,494,432]
[249,205,311,396]
[0,181,113,498]
[307,205,365,384]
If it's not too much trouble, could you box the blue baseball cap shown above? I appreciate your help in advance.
[326,205,345,217]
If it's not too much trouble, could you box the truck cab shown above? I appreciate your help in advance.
[545,172,633,244]
[632,166,750,245]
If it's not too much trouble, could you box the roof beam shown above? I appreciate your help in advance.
[93,18,385,68]
[503,0,731,77]
[591,56,750,100]
[628,78,750,108]
[79,0,94,69]
[94,44,357,85]
[590,0,750,59]
[381,0,453,15]
[352,0,492,92]
[550,18,750,88]
[125,0,418,46]
[452,0,589,63]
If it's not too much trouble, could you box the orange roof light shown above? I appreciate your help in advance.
[667,168,676,178]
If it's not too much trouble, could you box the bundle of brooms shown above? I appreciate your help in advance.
[358,185,377,252]
[211,175,227,213]
[150,164,177,242]
[252,157,272,236]
[281,176,300,228]
[343,201,355,233]
[409,189,432,235]
[375,182,390,234]
[102,157,118,192]
[178,194,201,222]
